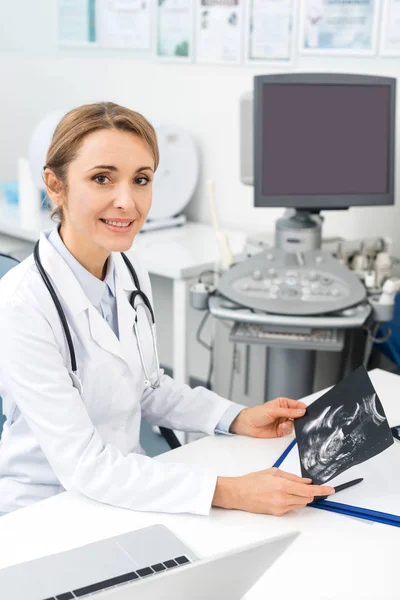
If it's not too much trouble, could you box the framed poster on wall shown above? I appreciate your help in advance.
[157,0,194,62]
[58,0,98,46]
[97,0,152,50]
[195,0,244,65]
[245,0,296,64]
[380,0,400,56]
[299,0,380,55]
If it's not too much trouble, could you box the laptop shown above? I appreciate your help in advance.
[0,524,299,600]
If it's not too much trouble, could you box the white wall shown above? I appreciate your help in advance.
[0,1,399,380]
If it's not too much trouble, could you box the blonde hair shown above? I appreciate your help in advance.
[45,102,159,222]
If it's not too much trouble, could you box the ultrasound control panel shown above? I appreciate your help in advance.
[217,248,367,316]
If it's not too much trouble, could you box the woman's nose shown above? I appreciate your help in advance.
[114,184,136,209]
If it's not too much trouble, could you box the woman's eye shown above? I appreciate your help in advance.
[136,176,150,186]
[93,174,109,185]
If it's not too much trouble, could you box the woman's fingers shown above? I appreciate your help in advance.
[272,469,312,483]
[271,469,335,498]
[285,480,335,499]
[268,406,307,420]
[226,468,335,516]
[274,398,307,410]
[277,420,294,436]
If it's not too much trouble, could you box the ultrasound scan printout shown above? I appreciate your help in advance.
[294,366,394,484]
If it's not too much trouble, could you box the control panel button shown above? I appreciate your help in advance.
[252,270,262,281]
[286,276,297,286]
[280,288,299,299]
[342,308,356,316]
[321,276,332,286]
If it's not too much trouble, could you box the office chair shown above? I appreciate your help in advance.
[159,427,181,450]
[372,293,400,369]
[0,253,19,278]
[0,253,20,438]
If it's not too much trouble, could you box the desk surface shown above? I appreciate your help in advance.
[130,221,247,280]
[0,368,399,600]
[0,203,247,280]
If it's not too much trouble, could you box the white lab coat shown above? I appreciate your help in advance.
[0,232,233,515]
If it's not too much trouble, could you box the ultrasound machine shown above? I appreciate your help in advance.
[192,73,397,403]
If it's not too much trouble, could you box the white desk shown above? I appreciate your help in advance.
[0,368,399,599]
[0,202,247,386]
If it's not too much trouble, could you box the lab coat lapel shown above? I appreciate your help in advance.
[88,252,137,366]
[87,304,124,362]
[114,253,138,375]
[39,233,126,364]
[38,232,90,316]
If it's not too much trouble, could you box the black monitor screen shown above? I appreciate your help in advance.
[261,83,391,197]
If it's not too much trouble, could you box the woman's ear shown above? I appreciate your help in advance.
[44,168,65,208]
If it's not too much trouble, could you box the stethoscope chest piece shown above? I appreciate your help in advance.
[69,371,83,395]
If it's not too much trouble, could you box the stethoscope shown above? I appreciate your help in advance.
[33,241,161,391]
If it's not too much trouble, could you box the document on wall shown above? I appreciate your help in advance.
[245,0,295,62]
[157,0,194,61]
[97,0,152,49]
[380,0,400,56]
[299,0,380,54]
[195,0,244,64]
[58,0,97,45]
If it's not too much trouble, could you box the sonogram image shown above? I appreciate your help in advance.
[294,366,393,484]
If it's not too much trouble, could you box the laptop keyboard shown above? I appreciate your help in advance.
[42,555,191,599]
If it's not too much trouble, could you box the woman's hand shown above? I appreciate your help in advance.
[212,468,335,516]
[229,398,306,438]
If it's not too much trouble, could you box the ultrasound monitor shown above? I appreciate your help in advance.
[254,73,396,211]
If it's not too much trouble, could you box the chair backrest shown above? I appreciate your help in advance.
[0,399,4,436]
[0,253,20,438]
[0,253,19,279]
[376,293,400,367]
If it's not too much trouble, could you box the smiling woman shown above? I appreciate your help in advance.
[0,101,334,519]
[43,102,159,278]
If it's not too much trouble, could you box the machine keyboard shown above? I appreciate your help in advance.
[229,322,344,352]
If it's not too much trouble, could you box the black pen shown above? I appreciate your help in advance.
[313,477,364,502]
